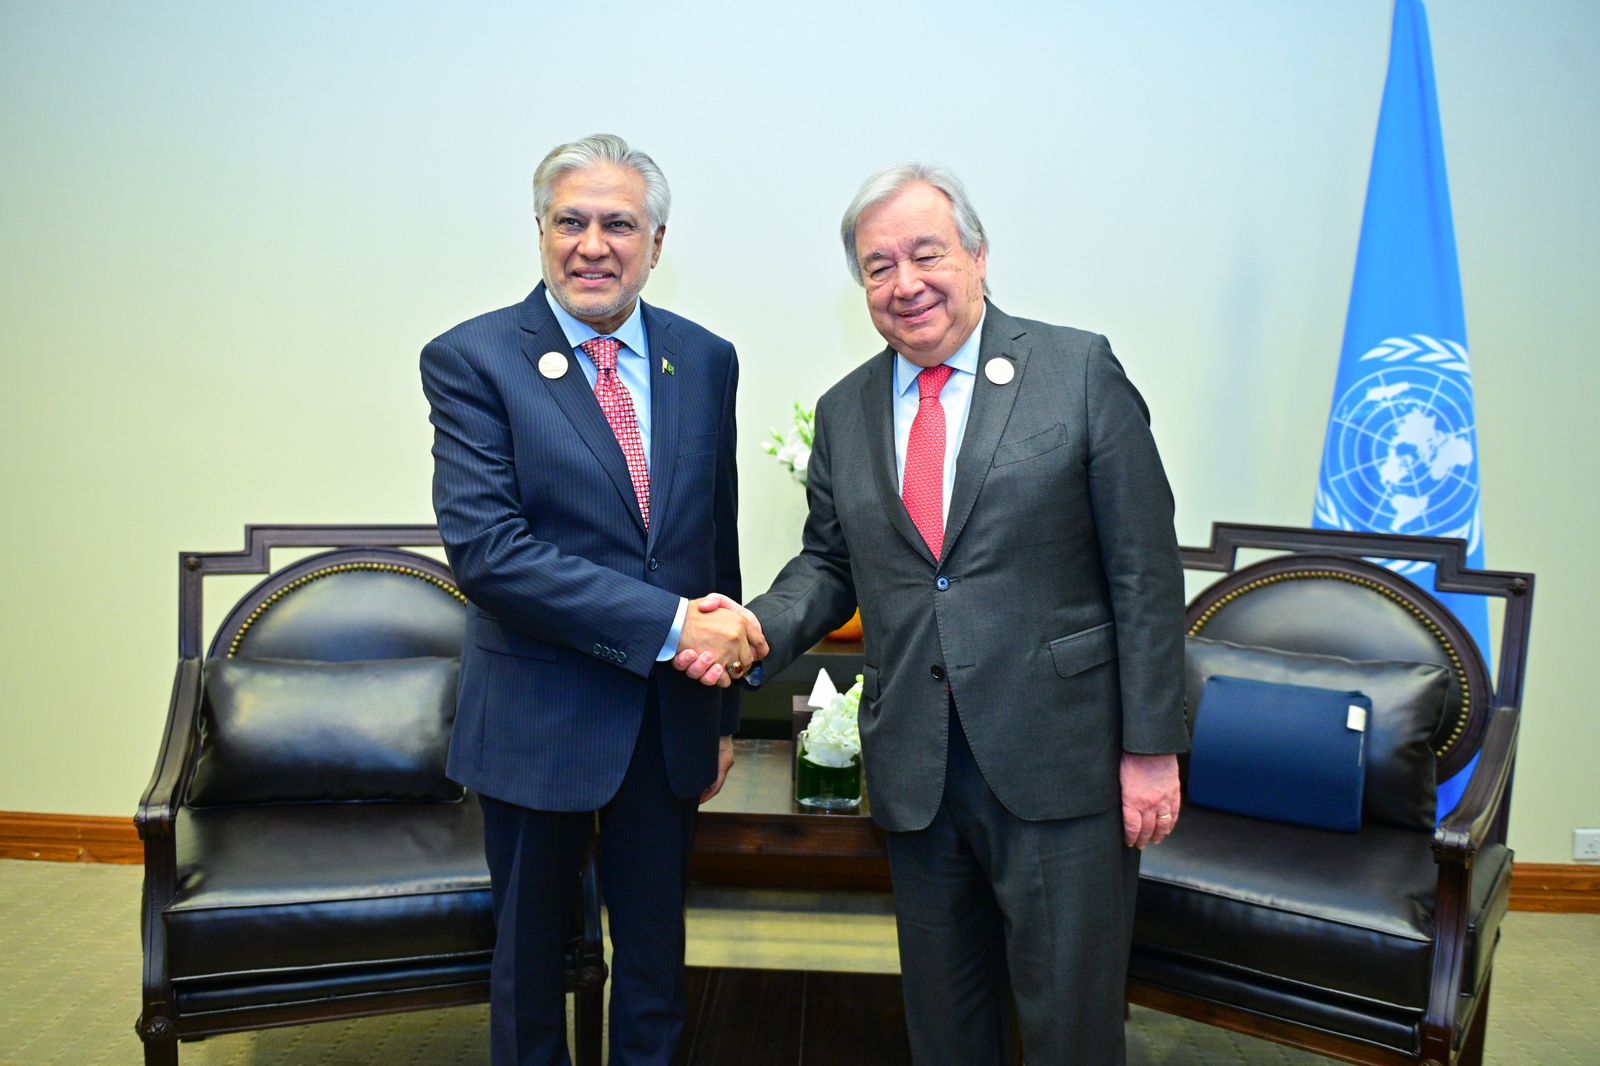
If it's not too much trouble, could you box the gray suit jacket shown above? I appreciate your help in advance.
[749,304,1188,833]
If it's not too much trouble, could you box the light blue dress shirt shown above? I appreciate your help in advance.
[891,311,986,526]
[544,290,688,661]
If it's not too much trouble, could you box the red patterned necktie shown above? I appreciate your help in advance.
[580,337,651,528]
[903,364,955,560]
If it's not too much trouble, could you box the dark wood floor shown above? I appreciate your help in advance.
[674,968,912,1066]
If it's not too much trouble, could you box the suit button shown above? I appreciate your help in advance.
[935,576,950,591]
[592,643,603,656]
[930,664,946,681]
[616,650,627,663]
[648,557,659,571]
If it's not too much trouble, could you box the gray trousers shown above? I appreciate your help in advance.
[885,707,1140,1066]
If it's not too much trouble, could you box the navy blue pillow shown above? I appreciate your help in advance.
[1184,637,1448,831]
[1188,675,1372,832]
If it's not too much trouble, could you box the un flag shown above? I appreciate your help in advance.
[1313,0,1488,818]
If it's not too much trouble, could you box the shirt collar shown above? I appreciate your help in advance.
[543,288,649,359]
[893,310,986,398]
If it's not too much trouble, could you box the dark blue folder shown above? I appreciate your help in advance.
[1188,675,1371,832]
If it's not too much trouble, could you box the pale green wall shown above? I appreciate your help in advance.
[2,1,1594,863]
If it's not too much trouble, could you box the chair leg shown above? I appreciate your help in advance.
[571,833,605,1066]
[137,1013,179,1066]
[141,1035,178,1066]
[573,981,604,1066]
[1455,976,1492,1066]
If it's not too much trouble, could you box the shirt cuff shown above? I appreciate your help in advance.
[656,597,690,661]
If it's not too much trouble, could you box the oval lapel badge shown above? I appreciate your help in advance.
[984,358,1015,386]
[538,351,569,379]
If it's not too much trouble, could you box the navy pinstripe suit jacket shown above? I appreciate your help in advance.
[421,284,741,812]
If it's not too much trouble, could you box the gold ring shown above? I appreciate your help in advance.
[1156,813,1173,820]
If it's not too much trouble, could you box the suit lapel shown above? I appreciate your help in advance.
[517,285,647,537]
[942,306,1028,558]
[860,349,938,566]
[642,302,679,554]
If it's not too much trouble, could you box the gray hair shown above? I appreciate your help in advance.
[532,133,671,233]
[839,163,989,291]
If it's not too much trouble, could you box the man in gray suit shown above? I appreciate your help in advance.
[681,164,1187,1063]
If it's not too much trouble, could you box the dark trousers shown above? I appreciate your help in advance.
[885,708,1140,1066]
[480,688,699,1066]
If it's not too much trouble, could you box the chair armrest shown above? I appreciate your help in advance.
[1432,704,1519,865]
[135,658,203,840]
[1420,704,1518,1062]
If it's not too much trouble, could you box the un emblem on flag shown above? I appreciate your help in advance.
[1316,335,1482,567]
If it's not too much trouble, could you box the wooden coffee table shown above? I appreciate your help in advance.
[685,739,899,975]
[692,738,888,890]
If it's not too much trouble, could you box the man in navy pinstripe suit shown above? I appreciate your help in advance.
[421,133,766,1066]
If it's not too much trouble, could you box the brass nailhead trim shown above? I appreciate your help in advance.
[228,562,467,658]
[1189,569,1471,758]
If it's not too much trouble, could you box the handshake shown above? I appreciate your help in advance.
[671,594,768,688]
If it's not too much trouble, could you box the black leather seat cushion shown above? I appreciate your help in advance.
[1136,806,1511,1011]
[174,956,492,1015]
[164,800,493,981]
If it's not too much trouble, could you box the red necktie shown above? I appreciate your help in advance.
[580,337,651,528]
[903,364,954,560]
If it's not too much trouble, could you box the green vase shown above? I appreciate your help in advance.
[795,730,862,811]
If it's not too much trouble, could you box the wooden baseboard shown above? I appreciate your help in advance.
[4,810,1600,912]
[1507,862,1600,913]
[0,810,143,864]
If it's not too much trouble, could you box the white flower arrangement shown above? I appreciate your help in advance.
[763,403,815,486]
[801,674,863,768]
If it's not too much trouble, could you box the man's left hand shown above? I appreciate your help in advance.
[1120,752,1180,849]
[699,735,736,804]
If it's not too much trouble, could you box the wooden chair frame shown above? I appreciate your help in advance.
[1127,522,1533,1066]
[135,525,606,1065]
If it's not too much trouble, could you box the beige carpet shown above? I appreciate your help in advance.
[3,859,1594,1065]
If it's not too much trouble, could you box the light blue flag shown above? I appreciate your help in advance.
[1313,0,1488,818]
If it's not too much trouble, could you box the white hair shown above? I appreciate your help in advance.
[532,133,671,233]
[839,163,989,292]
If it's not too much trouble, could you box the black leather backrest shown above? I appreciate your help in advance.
[1186,555,1488,772]
[189,656,463,806]
[189,547,469,808]
[210,549,467,662]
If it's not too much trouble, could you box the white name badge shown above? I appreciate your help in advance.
[538,352,569,379]
[984,358,1015,385]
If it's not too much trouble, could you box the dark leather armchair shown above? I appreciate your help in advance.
[135,526,606,1066]
[1129,524,1533,1066]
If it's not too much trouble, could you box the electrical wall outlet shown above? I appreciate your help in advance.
[1576,829,1600,863]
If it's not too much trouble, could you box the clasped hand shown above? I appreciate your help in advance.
[673,593,768,688]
